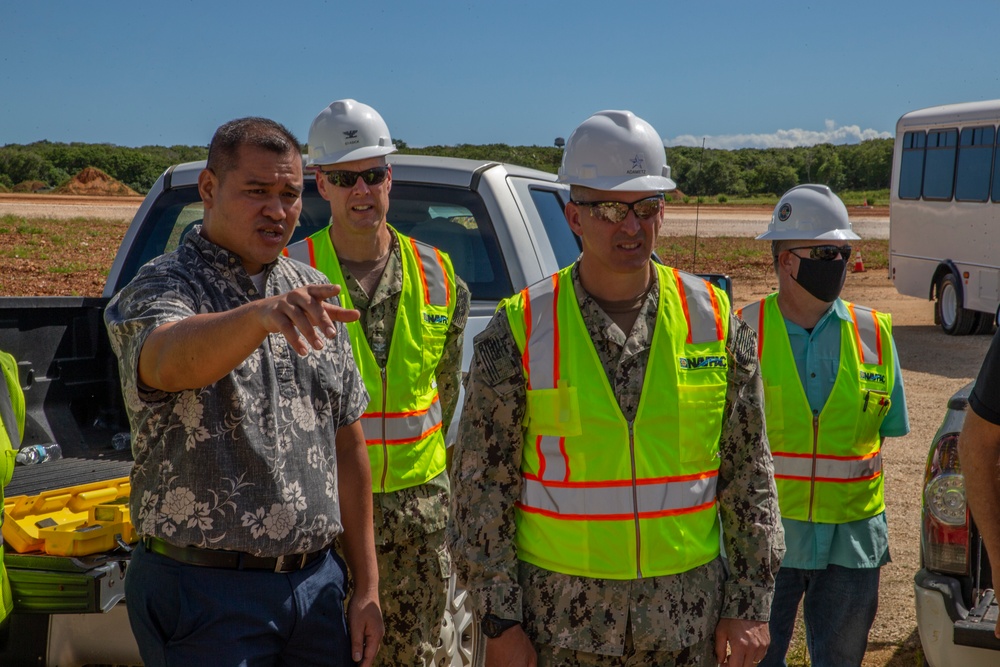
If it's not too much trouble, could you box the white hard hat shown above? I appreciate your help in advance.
[756,184,861,241]
[306,99,397,167]
[557,110,676,191]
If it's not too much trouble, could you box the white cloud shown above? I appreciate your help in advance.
[666,120,892,149]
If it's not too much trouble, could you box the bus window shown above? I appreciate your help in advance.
[923,129,958,201]
[956,126,995,202]
[899,131,925,200]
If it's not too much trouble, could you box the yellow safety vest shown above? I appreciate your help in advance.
[0,351,24,623]
[504,264,730,580]
[738,295,894,523]
[283,227,456,493]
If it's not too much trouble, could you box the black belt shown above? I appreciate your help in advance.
[142,536,329,573]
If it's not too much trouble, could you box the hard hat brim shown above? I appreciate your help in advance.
[755,228,862,241]
[558,174,677,192]
[307,145,397,168]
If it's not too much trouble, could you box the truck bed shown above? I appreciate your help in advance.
[0,296,132,497]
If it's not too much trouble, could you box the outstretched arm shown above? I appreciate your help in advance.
[139,283,358,391]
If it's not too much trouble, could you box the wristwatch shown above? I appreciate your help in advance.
[480,613,520,639]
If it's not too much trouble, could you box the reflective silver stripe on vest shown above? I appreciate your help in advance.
[675,272,723,344]
[523,276,566,482]
[852,306,881,365]
[283,239,312,265]
[521,474,717,518]
[410,240,448,306]
[773,451,882,481]
[739,300,762,336]
[524,276,559,390]
[537,435,567,481]
[737,299,764,358]
[360,398,443,444]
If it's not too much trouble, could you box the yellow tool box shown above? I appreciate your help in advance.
[2,477,136,556]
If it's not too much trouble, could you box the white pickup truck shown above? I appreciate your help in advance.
[1,153,730,666]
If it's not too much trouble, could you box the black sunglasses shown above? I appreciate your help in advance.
[320,166,390,188]
[787,244,852,262]
[571,195,664,224]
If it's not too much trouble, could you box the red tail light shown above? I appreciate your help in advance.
[922,433,970,574]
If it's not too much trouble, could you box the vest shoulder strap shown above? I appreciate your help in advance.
[847,303,885,366]
[282,238,314,266]
[673,270,726,344]
[403,235,452,307]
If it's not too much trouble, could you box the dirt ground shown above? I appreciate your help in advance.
[0,196,985,666]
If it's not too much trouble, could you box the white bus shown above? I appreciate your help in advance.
[890,99,1000,335]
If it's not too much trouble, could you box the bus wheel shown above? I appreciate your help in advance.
[974,311,997,335]
[937,273,977,335]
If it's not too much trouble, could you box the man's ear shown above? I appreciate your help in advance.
[198,168,218,210]
[565,201,583,237]
[316,170,333,202]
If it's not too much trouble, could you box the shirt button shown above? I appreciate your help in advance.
[229,257,236,264]
[810,372,816,378]
[248,289,257,296]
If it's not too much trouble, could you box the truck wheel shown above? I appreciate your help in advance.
[937,273,977,335]
[435,573,483,666]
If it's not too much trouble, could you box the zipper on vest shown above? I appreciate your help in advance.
[808,414,819,521]
[627,420,642,579]
[379,366,389,493]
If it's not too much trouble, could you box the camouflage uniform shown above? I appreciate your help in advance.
[340,234,470,666]
[449,264,784,663]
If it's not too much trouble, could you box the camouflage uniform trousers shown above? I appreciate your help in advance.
[374,527,450,666]
[535,629,716,667]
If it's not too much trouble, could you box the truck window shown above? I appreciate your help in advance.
[529,187,581,269]
[923,129,958,201]
[955,126,995,202]
[388,184,512,301]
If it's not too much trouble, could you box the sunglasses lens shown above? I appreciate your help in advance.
[361,167,389,185]
[810,245,852,261]
[633,198,662,219]
[325,167,388,188]
[591,203,629,223]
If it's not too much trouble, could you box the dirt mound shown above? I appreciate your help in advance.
[56,167,140,197]
[13,180,48,193]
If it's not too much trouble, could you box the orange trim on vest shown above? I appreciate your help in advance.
[409,237,431,304]
[363,422,443,446]
[515,499,718,522]
[673,269,694,344]
[522,469,718,487]
[849,303,883,366]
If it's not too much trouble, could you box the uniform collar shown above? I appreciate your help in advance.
[185,225,276,286]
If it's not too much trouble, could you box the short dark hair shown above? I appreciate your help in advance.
[206,117,302,179]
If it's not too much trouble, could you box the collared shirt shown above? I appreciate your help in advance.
[339,232,471,545]
[778,298,910,570]
[104,227,368,557]
[449,264,784,655]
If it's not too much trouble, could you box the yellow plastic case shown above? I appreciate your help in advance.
[2,477,136,556]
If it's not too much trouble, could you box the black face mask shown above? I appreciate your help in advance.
[792,256,847,303]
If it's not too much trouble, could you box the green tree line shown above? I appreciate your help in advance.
[0,138,892,196]
[0,141,208,193]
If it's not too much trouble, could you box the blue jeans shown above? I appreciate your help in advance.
[760,564,880,667]
[125,541,353,667]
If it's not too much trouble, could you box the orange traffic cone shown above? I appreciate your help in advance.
[853,251,865,273]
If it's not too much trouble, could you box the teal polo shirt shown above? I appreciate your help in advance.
[779,299,909,570]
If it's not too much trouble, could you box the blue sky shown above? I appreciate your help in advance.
[3,1,997,150]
